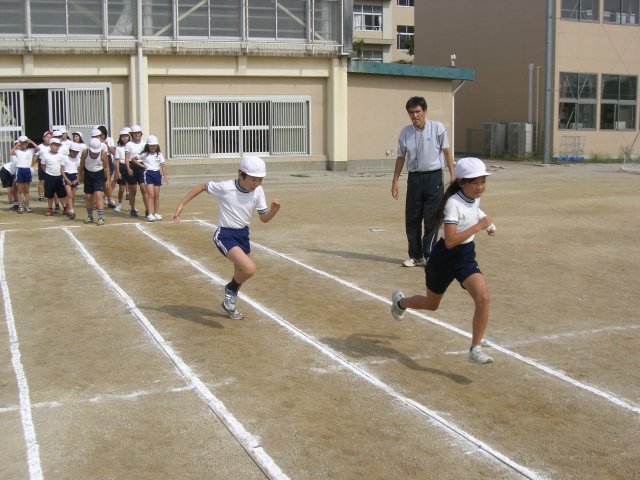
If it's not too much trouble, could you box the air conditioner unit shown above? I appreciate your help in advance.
[483,123,506,157]
[508,122,533,157]
[616,121,627,129]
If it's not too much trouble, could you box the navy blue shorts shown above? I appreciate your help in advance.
[64,172,78,186]
[117,164,128,185]
[44,173,67,199]
[1,168,14,188]
[425,238,482,294]
[144,170,162,186]
[16,167,32,183]
[127,164,145,185]
[83,169,105,194]
[213,226,250,256]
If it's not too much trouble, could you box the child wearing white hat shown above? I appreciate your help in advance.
[172,156,281,319]
[136,134,168,222]
[391,157,496,364]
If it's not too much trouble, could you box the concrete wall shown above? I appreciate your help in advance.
[414,0,546,155]
[347,73,453,171]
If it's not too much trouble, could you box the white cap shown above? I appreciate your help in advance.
[119,128,130,136]
[59,127,67,134]
[49,137,61,145]
[52,130,63,137]
[239,155,266,178]
[91,128,102,137]
[124,126,132,133]
[146,134,159,145]
[17,135,28,142]
[454,157,491,179]
[89,138,102,153]
[69,142,81,152]
[130,125,142,133]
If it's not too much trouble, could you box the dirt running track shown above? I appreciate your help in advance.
[0,161,638,480]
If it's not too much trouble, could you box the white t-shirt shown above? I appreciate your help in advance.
[2,157,17,175]
[62,154,81,175]
[115,145,126,164]
[125,140,145,161]
[14,148,35,169]
[397,120,449,172]
[206,179,268,229]
[443,190,487,244]
[139,151,165,171]
[38,150,66,176]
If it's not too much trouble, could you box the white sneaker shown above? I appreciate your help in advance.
[469,346,494,364]
[402,257,426,267]
[114,204,122,212]
[154,213,163,221]
[390,290,406,321]
[146,214,155,222]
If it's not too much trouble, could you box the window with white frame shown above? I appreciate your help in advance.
[600,75,637,130]
[603,0,639,24]
[397,0,414,6]
[396,25,414,50]
[558,72,598,129]
[360,49,384,62]
[561,0,600,21]
[353,4,382,31]
[167,96,310,158]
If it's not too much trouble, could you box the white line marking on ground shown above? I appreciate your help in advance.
[0,231,44,480]
[140,224,546,480]
[63,228,289,480]
[217,224,640,417]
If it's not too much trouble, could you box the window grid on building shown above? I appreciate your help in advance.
[561,0,600,21]
[353,4,382,31]
[0,0,343,45]
[396,25,414,50]
[397,0,414,7]
[558,72,598,130]
[603,0,639,24]
[167,96,310,159]
[600,75,637,130]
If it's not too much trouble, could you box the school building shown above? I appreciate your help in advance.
[414,0,640,160]
[0,1,472,174]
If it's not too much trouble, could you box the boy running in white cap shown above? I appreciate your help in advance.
[391,157,496,364]
[172,156,281,319]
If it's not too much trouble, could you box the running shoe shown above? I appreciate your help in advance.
[402,257,426,267]
[146,214,155,222]
[390,290,406,321]
[220,287,243,319]
[130,209,139,217]
[97,217,105,226]
[84,216,94,224]
[154,213,163,221]
[469,346,494,364]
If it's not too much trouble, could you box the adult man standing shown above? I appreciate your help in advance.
[391,96,455,267]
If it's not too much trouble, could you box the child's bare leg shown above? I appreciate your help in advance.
[401,288,443,311]
[461,273,490,347]
[226,248,256,285]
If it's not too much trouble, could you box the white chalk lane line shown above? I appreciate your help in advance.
[138,224,547,480]
[0,231,44,480]
[62,227,289,480]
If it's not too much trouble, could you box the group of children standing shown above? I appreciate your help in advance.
[2,125,168,224]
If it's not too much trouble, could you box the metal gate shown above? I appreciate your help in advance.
[0,90,24,164]
[49,87,111,141]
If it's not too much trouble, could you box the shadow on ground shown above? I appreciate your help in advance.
[321,333,471,385]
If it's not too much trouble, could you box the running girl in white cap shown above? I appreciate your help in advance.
[391,157,496,364]
[172,156,281,319]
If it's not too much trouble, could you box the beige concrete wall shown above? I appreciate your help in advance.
[347,73,453,168]
[414,1,546,154]
[555,16,640,156]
